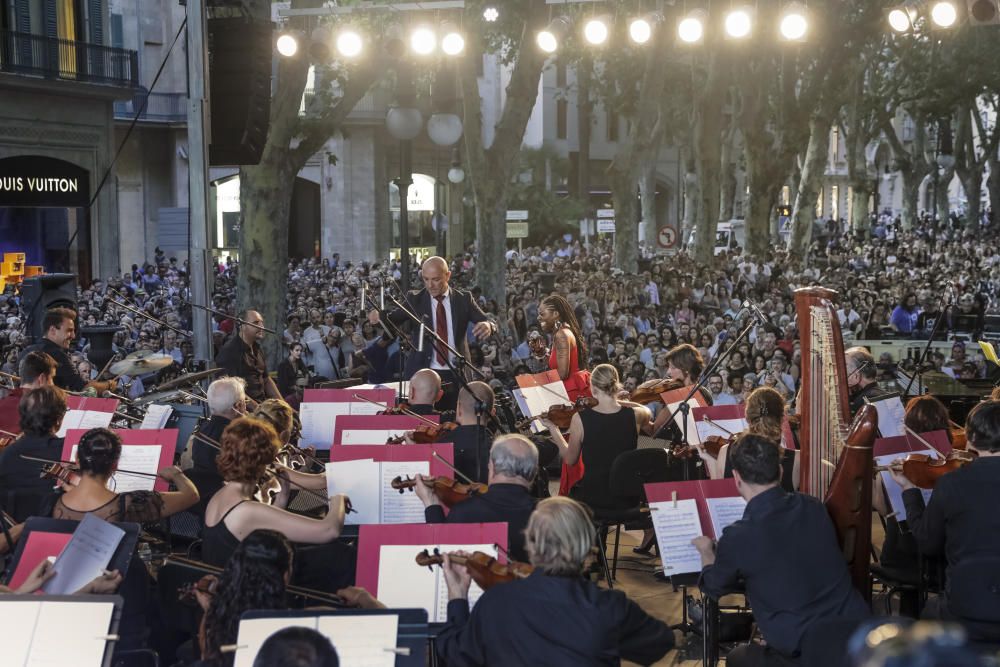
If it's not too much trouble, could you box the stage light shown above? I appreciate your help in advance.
[410,26,437,55]
[678,10,707,43]
[629,17,653,43]
[441,23,465,55]
[335,29,363,57]
[537,17,569,53]
[583,16,611,45]
[724,7,753,38]
[483,6,499,22]
[887,6,914,31]
[779,3,809,40]
[930,0,958,26]
[276,33,299,57]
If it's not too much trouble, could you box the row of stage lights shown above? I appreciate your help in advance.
[276,22,466,59]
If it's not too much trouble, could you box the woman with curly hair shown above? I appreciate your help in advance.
[202,417,354,593]
[537,294,592,495]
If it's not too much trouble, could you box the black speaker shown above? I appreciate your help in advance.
[208,17,272,166]
[80,325,122,372]
[537,272,557,293]
[20,273,77,343]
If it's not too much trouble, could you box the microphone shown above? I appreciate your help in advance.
[746,300,781,334]
[360,281,366,317]
[380,283,385,310]
[418,321,425,353]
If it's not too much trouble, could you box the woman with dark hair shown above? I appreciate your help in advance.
[904,395,954,444]
[198,529,295,666]
[0,385,68,520]
[277,342,311,400]
[538,294,592,495]
[47,427,199,523]
[507,307,529,347]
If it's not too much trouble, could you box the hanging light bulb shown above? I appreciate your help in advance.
[583,16,611,45]
[724,7,753,38]
[677,10,707,43]
[537,16,570,53]
[779,3,809,40]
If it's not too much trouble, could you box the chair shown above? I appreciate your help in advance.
[589,448,675,584]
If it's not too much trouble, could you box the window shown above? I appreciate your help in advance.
[557,99,567,139]
[831,185,839,221]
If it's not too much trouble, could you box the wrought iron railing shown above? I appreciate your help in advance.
[114,91,187,122]
[0,29,138,87]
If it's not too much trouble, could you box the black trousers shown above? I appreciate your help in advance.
[727,644,800,667]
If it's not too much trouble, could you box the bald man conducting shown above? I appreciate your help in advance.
[214,309,280,402]
[369,256,497,408]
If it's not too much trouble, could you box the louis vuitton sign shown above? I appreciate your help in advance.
[0,155,90,207]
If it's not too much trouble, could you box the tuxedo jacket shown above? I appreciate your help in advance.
[385,287,493,379]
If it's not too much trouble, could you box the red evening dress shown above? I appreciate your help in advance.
[551,341,591,496]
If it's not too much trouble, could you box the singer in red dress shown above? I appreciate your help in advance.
[538,295,591,495]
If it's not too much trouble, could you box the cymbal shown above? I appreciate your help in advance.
[133,388,185,406]
[155,368,221,391]
[110,351,174,377]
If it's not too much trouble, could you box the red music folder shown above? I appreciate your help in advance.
[62,428,177,492]
[333,414,438,446]
[873,429,951,458]
[303,388,396,405]
[645,478,743,540]
[64,396,118,413]
[6,531,73,591]
[327,444,455,475]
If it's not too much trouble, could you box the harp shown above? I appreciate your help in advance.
[795,287,877,599]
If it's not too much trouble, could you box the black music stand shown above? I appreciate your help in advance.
[0,594,124,667]
[240,608,430,666]
[2,517,140,585]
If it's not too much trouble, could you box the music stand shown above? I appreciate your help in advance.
[2,517,140,587]
[238,608,429,667]
[0,594,123,667]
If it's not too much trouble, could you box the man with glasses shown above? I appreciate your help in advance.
[844,346,886,415]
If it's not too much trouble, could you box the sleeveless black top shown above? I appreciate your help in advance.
[201,499,248,567]
[571,406,638,509]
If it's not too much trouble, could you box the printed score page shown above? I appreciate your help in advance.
[57,410,114,438]
[234,618,317,667]
[376,543,494,623]
[380,460,430,524]
[234,615,399,667]
[872,396,906,438]
[139,404,172,430]
[705,496,747,539]
[29,601,116,666]
[650,498,703,576]
[326,460,379,525]
[43,514,125,595]
[876,450,936,521]
[0,599,41,666]
[695,418,747,443]
[70,444,162,493]
[299,402,352,448]
[341,428,403,445]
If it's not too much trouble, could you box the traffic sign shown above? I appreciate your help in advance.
[506,210,528,221]
[657,225,677,248]
[596,209,615,218]
[506,222,529,238]
[597,219,616,234]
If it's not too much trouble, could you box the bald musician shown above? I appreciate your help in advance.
[368,257,496,406]
[406,368,444,415]
[215,309,280,403]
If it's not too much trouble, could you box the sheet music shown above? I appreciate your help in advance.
[350,401,385,416]
[695,418,747,442]
[43,514,125,595]
[513,376,570,434]
[876,451,936,521]
[872,396,906,438]
[325,460,379,525]
[0,600,116,667]
[705,496,747,538]
[316,614,399,667]
[380,460,430,524]
[234,618,317,667]
[57,410,114,438]
[300,402,351,448]
[139,404,172,429]
[376,543,493,622]
[667,399,703,444]
[70,444,161,493]
[341,429,400,445]
[29,600,115,665]
[650,498,703,576]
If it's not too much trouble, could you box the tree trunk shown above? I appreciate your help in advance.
[691,52,727,264]
[610,170,639,272]
[719,122,737,221]
[639,164,658,249]
[900,169,922,231]
[988,155,1000,223]
[934,165,953,225]
[789,115,831,260]
[743,126,787,256]
[850,184,872,235]
[576,55,592,207]
[682,149,699,245]
[958,169,982,229]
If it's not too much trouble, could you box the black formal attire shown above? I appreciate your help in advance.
[20,339,85,392]
[438,424,492,484]
[724,448,797,493]
[424,483,536,562]
[406,403,438,416]
[571,406,638,509]
[435,570,674,666]
[276,357,309,397]
[0,433,63,521]
[700,487,870,665]
[186,414,231,517]
[848,382,889,417]
[382,286,494,383]
[903,456,1000,641]
[214,335,270,402]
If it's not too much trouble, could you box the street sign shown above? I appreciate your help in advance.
[596,208,615,218]
[506,222,529,238]
[506,210,528,221]
[597,219,616,234]
[657,225,677,248]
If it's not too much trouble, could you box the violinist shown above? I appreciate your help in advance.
[252,398,329,494]
[0,385,68,521]
[845,347,888,415]
[646,343,712,439]
[44,427,198,523]
[0,351,57,438]
[415,434,538,562]
[201,417,355,594]
[406,368,444,416]
[890,400,1000,641]
[407,381,495,484]
[185,376,247,515]
[435,497,674,666]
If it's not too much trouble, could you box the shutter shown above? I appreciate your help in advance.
[15,0,31,33]
[110,12,123,48]
[43,0,56,38]
[87,0,102,45]
[158,208,191,252]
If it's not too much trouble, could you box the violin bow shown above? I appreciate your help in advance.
[19,453,160,478]
[431,452,477,486]
[703,416,735,437]
[903,426,939,454]
[351,393,438,427]
[0,427,18,438]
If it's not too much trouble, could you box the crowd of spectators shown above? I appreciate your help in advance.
[1,215,998,405]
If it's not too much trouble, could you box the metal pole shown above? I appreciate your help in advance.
[396,139,413,294]
[186,0,213,362]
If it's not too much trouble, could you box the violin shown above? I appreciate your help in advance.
[177,574,218,606]
[627,378,684,405]
[169,556,347,607]
[883,449,978,489]
[391,475,487,507]
[516,396,598,431]
[379,401,413,416]
[40,462,82,487]
[949,421,967,450]
[697,435,732,460]
[387,421,459,445]
[0,436,13,450]
[415,548,533,590]
[255,467,284,505]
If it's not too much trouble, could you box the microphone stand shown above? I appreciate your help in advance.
[186,302,277,334]
[903,304,953,398]
[106,288,190,339]
[362,283,417,402]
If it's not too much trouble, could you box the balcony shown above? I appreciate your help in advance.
[0,29,138,89]
[115,91,187,123]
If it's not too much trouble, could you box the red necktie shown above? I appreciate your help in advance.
[435,295,448,365]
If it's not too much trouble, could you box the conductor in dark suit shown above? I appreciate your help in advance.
[369,256,497,404]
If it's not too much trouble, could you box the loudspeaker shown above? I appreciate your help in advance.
[80,325,122,371]
[20,273,77,343]
[537,272,557,293]
[207,17,272,166]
